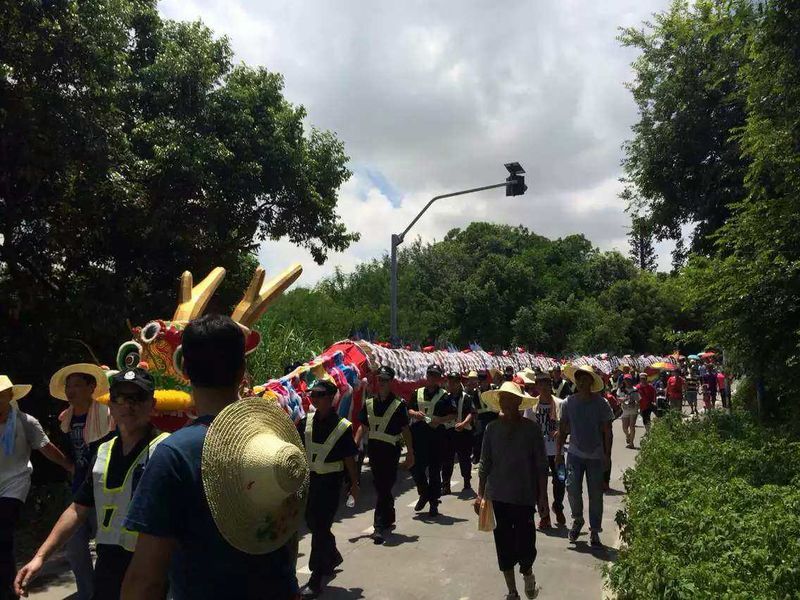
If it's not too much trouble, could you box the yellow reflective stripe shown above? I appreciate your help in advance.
[102,432,169,494]
[366,398,402,443]
[306,414,351,474]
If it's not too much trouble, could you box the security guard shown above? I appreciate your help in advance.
[298,380,359,599]
[15,368,167,600]
[355,366,415,544]
[472,369,499,464]
[551,364,574,398]
[407,364,455,517]
[441,372,475,493]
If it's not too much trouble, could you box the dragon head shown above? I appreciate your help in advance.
[113,264,302,411]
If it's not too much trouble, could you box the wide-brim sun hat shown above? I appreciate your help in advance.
[0,375,32,402]
[480,381,538,412]
[516,368,537,385]
[564,364,605,393]
[49,364,110,401]
[202,396,309,555]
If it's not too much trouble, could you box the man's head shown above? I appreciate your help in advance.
[376,365,395,395]
[182,314,246,390]
[477,369,491,391]
[446,372,462,394]
[551,365,562,381]
[426,364,444,388]
[65,372,97,407]
[108,368,156,431]
[535,370,552,398]
[574,370,595,394]
[502,365,515,382]
[465,371,478,392]
[639,372,648,385]
[309,379,338,415]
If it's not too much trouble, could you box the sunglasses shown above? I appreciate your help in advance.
[110,391,150,406]
[310,391,332,399]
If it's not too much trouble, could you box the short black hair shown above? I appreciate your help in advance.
[182,314,245,388]
[66,372,97,387]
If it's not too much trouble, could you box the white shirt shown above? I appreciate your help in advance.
[524,399,563,456]
[0,411,49,501]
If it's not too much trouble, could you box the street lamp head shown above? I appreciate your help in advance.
[504,162,525,176]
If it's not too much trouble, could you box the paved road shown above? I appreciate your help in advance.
[25,419,640,600]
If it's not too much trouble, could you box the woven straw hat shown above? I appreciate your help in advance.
[49,364,110,402]
[0,375,32,403]
[516,368,537,385]
[480,381,538,412]
[202,396,309,555]
[563,364,605,393]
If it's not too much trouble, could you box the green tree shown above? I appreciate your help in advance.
[0,1,356,402]
[619,0,755,253]
[628,216,658,272]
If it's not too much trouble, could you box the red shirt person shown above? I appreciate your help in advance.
[666,371,685,410]
[635,373,656,432]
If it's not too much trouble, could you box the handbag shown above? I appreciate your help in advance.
[477,497,496,532]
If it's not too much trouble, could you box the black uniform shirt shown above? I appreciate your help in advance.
[297,411,359,464]
[358,393,409,438]
[408,387,455,431]
[448,390,476,423]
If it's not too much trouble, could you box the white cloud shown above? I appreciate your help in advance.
[159,0,671,285]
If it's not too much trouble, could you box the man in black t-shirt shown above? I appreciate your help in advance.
[355,366,414,544]
[407,365,455,517]
[441,372,475,494]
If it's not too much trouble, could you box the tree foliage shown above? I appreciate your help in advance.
[628,216,658,272]
[263,222,689,360]
[0,0,355,411]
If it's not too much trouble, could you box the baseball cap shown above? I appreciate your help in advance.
[310,379,338,396]
[110,368,155,394]
[376,366,395,380]
[426,364,443,377]
[446,371,461,379]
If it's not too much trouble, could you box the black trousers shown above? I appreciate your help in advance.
[367,441,401,528]
[492,500,536,572]
[546,456,566,512]
[441,429,473,485]
[305,473,343,575]
[0,498,22,600]
[410,427,442,505]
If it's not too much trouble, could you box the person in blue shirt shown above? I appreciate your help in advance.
[121,315,299,600]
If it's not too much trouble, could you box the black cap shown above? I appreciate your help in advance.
[310,379,338,396]
[376,365,395,379]
[426,364,443,377]
[477,369,489,380]
[110,368,155,394]
[446,371,461,379]
[503,365,515,373]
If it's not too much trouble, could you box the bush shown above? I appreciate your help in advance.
[607,411,800,599]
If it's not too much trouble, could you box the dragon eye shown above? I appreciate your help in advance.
[141,321,162,343]
[117,341,142,370]
[173,345,184,374]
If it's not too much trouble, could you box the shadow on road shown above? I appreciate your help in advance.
[382,533,419,547]
[411,513,468,526]
[567,540,618,562]
[321,584,366,599]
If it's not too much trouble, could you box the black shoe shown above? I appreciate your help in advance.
[373,528,385,545]
[568,521,583,543]
[414,496,428,511]
[442,484,451,495]
[590,531,602,547]
[429,503,439,517]
[302,573,323,598]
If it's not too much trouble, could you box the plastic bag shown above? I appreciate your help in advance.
[478,498,496,532]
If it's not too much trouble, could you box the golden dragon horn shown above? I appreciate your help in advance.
[232,264,303,328]
[173,267,227,321]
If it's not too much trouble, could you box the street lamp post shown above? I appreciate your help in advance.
[389,163,527,343]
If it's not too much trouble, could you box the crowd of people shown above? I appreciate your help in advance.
[0,320,732,600]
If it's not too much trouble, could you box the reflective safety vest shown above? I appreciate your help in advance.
[365,397,402,445]
[305,413,352,474]
[553,379,572,399]
[415,388,447,427]
[445,392,473,431]
[93,432,169,552]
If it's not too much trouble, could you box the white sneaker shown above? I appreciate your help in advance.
[523,572,537,599]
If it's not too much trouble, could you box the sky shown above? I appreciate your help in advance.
[158,0,674,286]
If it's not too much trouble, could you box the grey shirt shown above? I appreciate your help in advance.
[479,418,548,506]
[562,393,613,460]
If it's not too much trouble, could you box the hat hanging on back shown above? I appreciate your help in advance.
[0,376,32,403]
[49,364,110,402]
[202,397,309,554]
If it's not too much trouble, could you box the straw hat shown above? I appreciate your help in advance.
[516,368,537,385]
[202,397,309,555]
[466,370,479,379]
[0,376,32,402]
[480,381,538,412]
[49,364,110,401]
[563,364,604,393]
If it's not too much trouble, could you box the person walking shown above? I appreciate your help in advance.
[49,363,112,600]
[521,369,566,529]
[407,365,455,517]
[666,369,685,413]
[551,365,574,399]
[441,372,475,494]
[716,368,730,409]
[16,369,167,600]
[355,366,414,545]
[556,365,613,547]
[685,367,700,415]
[617,376,640,449]
[0,376,72,599]
[122,315,302,600]
[704,364,718,410]
[297,379,359,598]
[476,381,546,600]
[471,370,498,465]
[635,373,657,433]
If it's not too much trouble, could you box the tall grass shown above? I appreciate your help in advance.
[248,319,325,383]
